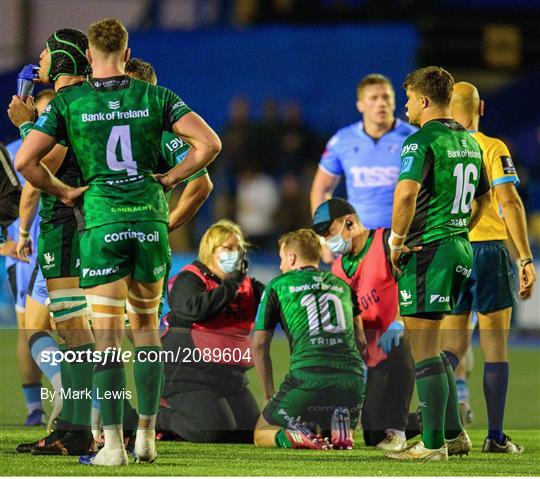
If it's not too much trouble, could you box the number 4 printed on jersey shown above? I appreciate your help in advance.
[106,125,138,176]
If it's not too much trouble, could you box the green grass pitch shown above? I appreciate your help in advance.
[1,328,539,476]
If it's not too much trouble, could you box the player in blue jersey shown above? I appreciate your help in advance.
[310,74,417,229]
[2,89,61,430]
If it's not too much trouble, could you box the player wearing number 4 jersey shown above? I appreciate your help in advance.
[252,229,365,450]
[16,19,221,467]
[386,67,491,462]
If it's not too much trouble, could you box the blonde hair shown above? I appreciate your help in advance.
[278,229,321,263]
[88,18,128,53]
[199,220,247,266]
[356,73,394,100]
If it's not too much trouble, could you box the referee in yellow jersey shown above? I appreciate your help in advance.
[441,82,536,454]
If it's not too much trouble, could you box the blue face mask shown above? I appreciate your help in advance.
[218,250,240,273]
[325,222,352,255]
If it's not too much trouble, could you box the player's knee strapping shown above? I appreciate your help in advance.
[47,288,88,322]
[86,295,126,320]
[126,291,161,315]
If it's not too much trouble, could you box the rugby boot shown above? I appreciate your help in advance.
[385,441,448,461]
[331,407,354,450]
[285,418,330,450]
[134,429,157,463]
[16,426,67,453]
[32,429,96,456]
[482,434,524,454]
[84,446,129,466]
[376,431,407,452]
[25,409,45,427]
[445,430,472,456]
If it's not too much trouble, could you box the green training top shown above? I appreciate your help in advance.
[398,118,490,246]
[32,76,191,229]
[255,267,363,374]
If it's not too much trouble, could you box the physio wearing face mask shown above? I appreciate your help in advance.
[325,220,353,255]
[218,250,241,274]
[159,220,266,444]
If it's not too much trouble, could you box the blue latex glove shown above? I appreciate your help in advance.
[377,321,404,354]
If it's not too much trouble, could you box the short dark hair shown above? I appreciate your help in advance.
[125,58,157,84]
[356,74,393,99]
[403,66,454,106]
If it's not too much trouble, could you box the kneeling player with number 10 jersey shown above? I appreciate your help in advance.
[252,229,365,450]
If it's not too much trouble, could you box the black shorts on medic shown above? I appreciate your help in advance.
[452,240,517,315]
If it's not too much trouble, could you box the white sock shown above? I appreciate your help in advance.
[103,425,124,449]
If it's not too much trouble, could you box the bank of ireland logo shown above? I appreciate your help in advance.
[461,138,468,148]
[108,100,120,110]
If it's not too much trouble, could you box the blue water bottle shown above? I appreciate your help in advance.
[17,64,39,100]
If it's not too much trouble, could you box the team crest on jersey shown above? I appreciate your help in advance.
[400,156,414,173]
[500,156,516,175]
[42,252,56,270]
[108,100,121,110]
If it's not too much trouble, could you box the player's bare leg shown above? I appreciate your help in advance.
[440,313,471,365]
[127,278,164,463]
[441,313,474,425]
[86,278,129,466]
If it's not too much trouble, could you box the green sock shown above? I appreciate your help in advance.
[440,352,463,440]
[275,429,293,448]
[95,354,125,427]
[68,343,95,429]
[59,345,73,424]
[134,346,164,417]
[416,356,448,449]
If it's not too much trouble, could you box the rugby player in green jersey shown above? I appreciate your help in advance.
[385,67,491,461]
[124,57,213,321]
[124,58,213,232]
[9,29,98,456]
[252,229,366,450]
[15,19,221,466]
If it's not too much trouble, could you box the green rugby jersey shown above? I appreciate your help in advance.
[37,84,81,231]
[33,76,191,229]
[398,119,490,246]
[158,131,208,198]
[255,267,363,374]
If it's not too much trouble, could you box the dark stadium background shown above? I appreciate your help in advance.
[0,1,538,333]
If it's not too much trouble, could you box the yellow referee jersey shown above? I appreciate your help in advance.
[469,131,520,242]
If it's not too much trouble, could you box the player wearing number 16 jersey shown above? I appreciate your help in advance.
[16,19,221,466]
[252,229,365,449]
[386,67,491,462]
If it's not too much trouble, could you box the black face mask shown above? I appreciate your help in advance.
[46,28,90,82]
